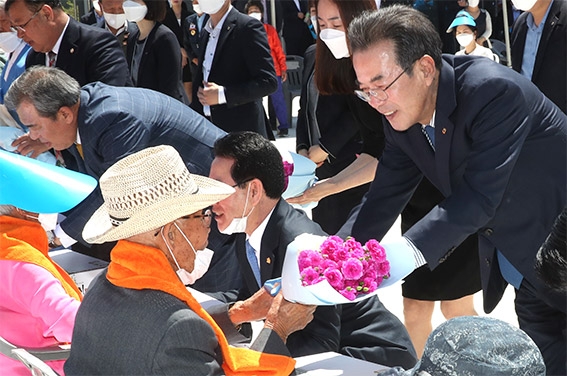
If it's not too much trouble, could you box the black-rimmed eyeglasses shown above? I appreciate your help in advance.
[354,66,409,103]
[182,208,213,227]
[11,9,41,33]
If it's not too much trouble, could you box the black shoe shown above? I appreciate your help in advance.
[277,128,289,137]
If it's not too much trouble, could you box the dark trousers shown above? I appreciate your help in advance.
[515,279,567,375]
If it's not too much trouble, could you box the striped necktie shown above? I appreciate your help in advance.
[48,51,57,67]
[422,125,435,151]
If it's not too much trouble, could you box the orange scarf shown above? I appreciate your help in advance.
[0,216,82,301]
[106,240,295,375]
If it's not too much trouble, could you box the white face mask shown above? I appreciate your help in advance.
[219,183,255,235]
[104,12,127,29]
[467,0,479,7]
[456,33,475,47]
[511,0,537,11]
[192,3,202,14]
[161,224,213,286]
[0,31,23,53]
[248,12,262,21]
[123,0,148,22]
[319,28,350,59]
[199,0,225,15]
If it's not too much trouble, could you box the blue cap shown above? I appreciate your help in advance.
[446,11,476,33]
[0,149,97,213]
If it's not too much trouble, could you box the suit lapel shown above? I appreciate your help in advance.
[57,18,80,72]
[210,8,237,74]
[432,59,458,196]
[533,1,560,79]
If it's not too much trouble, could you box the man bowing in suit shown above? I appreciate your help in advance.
[208,131,418,368]
[347,6,566,374]
[5,66,227,262]
[190,0,277,137]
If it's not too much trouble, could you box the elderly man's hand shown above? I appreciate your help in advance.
[264,294,316,343]
[228,288,274,326]
[11,134,51,158]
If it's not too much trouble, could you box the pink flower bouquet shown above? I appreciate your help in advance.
[298,236,390,301]
[281,233,415,305]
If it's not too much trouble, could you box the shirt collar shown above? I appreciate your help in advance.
[247,206,275,252]
[51,16,70,55]
[204,5,232,37]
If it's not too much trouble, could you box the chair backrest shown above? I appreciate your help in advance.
[0,335,70,375]
[489,39,508,66]
[286,55,304,95]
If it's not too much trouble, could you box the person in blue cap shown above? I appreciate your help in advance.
[446,11,497,61]
[0,149,96,376]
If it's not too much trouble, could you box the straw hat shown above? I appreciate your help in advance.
[83,145,234,244]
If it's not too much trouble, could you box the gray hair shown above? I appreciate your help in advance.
[0,205,16,216]
[4,66,81,119]
[348,5,443,74]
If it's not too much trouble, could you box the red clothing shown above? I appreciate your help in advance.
[264,23,286,77]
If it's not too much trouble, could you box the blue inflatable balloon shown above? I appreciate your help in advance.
[0,149,97,213]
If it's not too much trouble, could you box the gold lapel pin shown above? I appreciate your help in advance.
[70,48,75,54]
[266,257,271,264]
[442,128,447,135]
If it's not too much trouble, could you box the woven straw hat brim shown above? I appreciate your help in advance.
[83,174,234,244]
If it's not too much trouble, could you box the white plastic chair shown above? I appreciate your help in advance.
[0,336,70,376]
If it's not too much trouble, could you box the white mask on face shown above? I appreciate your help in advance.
[319,28,350,59]
[161,224,213,286]
[0,31,23,53]
[103,12,127,29]
[219,183,255,235]
[199,0,225,15]
[192,3,202,14]
[456,33,475,47]
[248,12,262,21]
[467,0,479,7]
[511,0,537,11]
[123,0,148,22]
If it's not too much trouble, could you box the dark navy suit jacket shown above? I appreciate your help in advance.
[190,7,276,136]
[236,199,417,367]
[352,55,566,313]
[60,83,226,243]
[511,0,566,113]
[26,17,131,87]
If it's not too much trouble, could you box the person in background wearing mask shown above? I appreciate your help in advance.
[456,0,492,47]
[245,0,289,137]
[190,0,277,137]
[65,145,316,375]
[511,0,566,113]
[125,0,187,103]
[0,0,30,111]
[79,0,104,26]
[209,132,418,367]
[98,0,138,56]
[0,149,97,376]
[183,0,207,104]
[447,11,497,60]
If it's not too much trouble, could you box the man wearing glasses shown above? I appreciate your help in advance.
[346,5,566,374]
[5,0,129,87]
[5,66,227,263]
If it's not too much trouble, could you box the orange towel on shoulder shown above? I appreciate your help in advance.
[106,240,295,375]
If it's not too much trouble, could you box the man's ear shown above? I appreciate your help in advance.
[418,55,437,86]
[248,178,264,205]
[58,106,75,126]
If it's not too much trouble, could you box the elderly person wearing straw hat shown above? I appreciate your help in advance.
[0,149,97,376]
[65,145,315,375]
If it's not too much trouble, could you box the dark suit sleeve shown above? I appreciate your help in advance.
[316,95,360,160]
[295,47,315,152]
[84,27,132,86]
[153,27,184,100]
[285,305,341,357]
[223,18,277,107]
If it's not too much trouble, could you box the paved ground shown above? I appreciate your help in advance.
[272,100,519,331]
